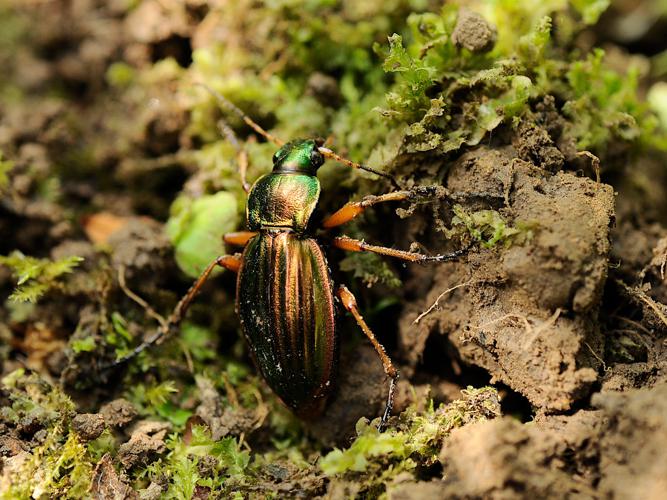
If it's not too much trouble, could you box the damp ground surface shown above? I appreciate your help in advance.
[1,1,667,498]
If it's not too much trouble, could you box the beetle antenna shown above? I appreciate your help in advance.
[318,147,401,189]
[194,82,284,147]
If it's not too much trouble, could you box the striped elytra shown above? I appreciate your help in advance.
[236,231,337,417]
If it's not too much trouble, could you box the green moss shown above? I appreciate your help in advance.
[70,336,96,353]
[449,205,535,248]
[0,252,83,303]
[368,1,665,164]
[321,387,500,494]
[561,48,663,151]
[139,425,250,497]
[1,372,97,499]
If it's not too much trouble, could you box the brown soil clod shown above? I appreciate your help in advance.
[100,398,138,429]
[118,420,171,470]
[91,453,138,500]
[593,384,667,499]
[71,412,106,441]
[451,8,497,53]
[400,146,615,412]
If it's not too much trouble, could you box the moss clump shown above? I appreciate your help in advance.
[138,425,249,498]
[374,1,664,162]
[448,205,535,248]
[321,387,500,495]
[0,252,83,303]
[0,371,95,499]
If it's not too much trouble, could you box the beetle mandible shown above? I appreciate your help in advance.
[119,87,467,430]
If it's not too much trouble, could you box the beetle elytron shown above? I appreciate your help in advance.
[120,88,466,430]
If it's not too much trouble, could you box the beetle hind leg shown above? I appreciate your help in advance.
[108,253,243,368]
[337,284,399,432]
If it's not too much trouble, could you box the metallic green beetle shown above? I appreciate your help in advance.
[122,94,466,429]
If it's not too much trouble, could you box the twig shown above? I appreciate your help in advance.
[117,265,168,329]
[611,315,653,336]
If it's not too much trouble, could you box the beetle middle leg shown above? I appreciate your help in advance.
[337,284,399,432]
[112,253,243,366]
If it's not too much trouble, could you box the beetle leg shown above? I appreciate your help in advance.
[337,284,399,432]
[322,185,450,229]
[333,236,468,263]
[111,254,242,367]
[223,231,258,247]
[322,190,412,228]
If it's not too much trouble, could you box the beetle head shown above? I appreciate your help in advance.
[272,139,324,175]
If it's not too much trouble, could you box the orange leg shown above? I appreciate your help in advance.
[224,231,258,247]
[113,254,242,366]
[333,236,468,263]
[322,190,414,229]
[337,285,399,431]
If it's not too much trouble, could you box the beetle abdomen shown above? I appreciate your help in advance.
[237,232,336,417]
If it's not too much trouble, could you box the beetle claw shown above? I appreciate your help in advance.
[377,372,400,432]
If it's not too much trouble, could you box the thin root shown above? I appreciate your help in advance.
[414,278,478,324]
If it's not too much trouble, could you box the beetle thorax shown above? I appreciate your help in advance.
[246,173,321,232]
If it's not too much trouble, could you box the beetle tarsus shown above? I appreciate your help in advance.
[378,372,400,432]
[426,245,472,263]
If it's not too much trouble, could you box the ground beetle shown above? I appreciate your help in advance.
[119,88,466,430]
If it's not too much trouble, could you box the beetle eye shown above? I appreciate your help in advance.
[310,149,324,168]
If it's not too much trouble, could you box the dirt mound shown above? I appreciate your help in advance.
[399,145,614,412]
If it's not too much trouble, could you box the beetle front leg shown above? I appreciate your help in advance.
[112,254,243,367]
[337,284,399,432]
[322,190,413,229]
[333,236,468,263]
[321,186,451,229]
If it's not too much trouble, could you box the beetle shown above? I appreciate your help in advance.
[118,88,467,430]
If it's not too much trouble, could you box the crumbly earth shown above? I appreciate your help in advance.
[1,1,667,499]
[399,145,615,412]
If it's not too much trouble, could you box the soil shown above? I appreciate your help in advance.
[1,1,667,499]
